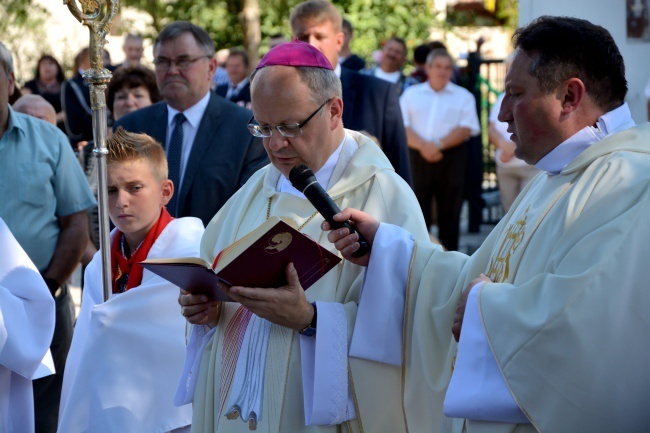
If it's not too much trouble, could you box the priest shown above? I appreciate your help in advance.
[0,218,55,433]
[175,40,429,433]
[325,16,650,433]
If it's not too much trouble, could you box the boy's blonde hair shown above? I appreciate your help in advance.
[107,127,168,181]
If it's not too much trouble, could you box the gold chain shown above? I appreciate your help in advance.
[267,196,319,231]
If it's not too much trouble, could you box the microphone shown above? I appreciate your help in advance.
[289,164,370,257]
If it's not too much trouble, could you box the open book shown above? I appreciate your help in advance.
[140,216,341,302]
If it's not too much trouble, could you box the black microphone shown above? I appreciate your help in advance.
[289,164,370,257]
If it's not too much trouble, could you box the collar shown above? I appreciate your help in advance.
[535,103,635,175]
[334,63,341,78]
[277,134,347,197]
[167,91,211,129]
[4,106,27,138]
[425,81,453,94]
[230,76,249,90]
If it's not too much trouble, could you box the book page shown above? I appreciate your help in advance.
[215,216,284,272]
[141,256,211,268]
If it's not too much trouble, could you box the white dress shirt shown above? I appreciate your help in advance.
[225,77,249,100]
[400,81,481,140]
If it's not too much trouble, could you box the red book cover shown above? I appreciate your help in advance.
[140,217,341,302]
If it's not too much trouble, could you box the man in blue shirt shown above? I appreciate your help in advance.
[0,41,96,433]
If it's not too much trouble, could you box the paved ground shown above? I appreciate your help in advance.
[69,203,497,316]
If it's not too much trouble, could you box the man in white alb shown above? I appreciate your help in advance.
[176,40,429,433]
[327,15,650,433]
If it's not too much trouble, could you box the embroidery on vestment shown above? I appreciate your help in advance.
[485,206,529,283]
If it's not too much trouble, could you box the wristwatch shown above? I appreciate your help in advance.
[299,302,317,337]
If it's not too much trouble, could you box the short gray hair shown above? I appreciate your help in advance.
[154,22,215,57]
[0,42,14,76]
[251,66,342,105]
[425,48,453,66]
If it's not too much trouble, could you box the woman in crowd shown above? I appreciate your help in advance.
[22,54,67,133]
[106,65,161,124]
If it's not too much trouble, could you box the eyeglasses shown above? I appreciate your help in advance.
[247,98,332,138]
[153,55,210,71]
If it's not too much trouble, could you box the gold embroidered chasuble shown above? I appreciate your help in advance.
[191,130,429,433]
[402,123,650,433]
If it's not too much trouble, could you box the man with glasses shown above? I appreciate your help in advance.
[290,0,413,186]
[115,21,268,227]
[176,40,428,433]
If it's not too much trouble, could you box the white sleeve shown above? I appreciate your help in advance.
[443,285,529,423]
[0,219,55,379]
[459,91,481,136]
[300,301,355,425]
[349,223,414,365]
[174,324,217,406]
[300,223,415,425]
[399,90,412,128]
[489,93,504,124]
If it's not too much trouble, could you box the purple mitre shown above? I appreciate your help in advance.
[256,39,333,70]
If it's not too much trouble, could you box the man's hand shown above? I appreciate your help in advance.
[420,142,444,163]
[178,290,221,328]
[451,274,491,342]
[226,263,314,332]
[322,208,380,267]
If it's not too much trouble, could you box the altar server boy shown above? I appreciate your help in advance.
[58,127,204,433]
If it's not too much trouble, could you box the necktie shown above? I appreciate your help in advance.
[167,112,186,216]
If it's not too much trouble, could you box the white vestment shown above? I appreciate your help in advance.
[178,130,429,433]
[0,217,55,433]
[383,122,650,433]
[58,217,204,433]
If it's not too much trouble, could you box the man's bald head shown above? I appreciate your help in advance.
[13,94,57,125]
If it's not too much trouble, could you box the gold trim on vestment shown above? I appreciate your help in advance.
[476,178,575,432]
[485,206,529,283]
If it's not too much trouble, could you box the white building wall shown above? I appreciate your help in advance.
[519,0,649,123]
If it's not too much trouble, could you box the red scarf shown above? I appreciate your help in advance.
[111,207,174,294]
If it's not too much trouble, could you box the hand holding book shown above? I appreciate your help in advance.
[178,291,222,327]
[141,216,341,302]
[226,262,316,332]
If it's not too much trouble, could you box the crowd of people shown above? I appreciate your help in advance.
[1,1,650,433]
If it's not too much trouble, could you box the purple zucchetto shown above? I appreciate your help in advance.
[256,39,333,70]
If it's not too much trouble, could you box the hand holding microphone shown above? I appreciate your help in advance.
[289,164,370,258]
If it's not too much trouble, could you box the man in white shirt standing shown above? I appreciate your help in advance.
[400,49,480,250]
[326,15,650,433]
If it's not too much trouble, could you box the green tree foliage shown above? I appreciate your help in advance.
[494,0,518,29]
[0,0,50,81]
[0,0,48,37]
[338,0,440,59]
[120,0,439,61]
